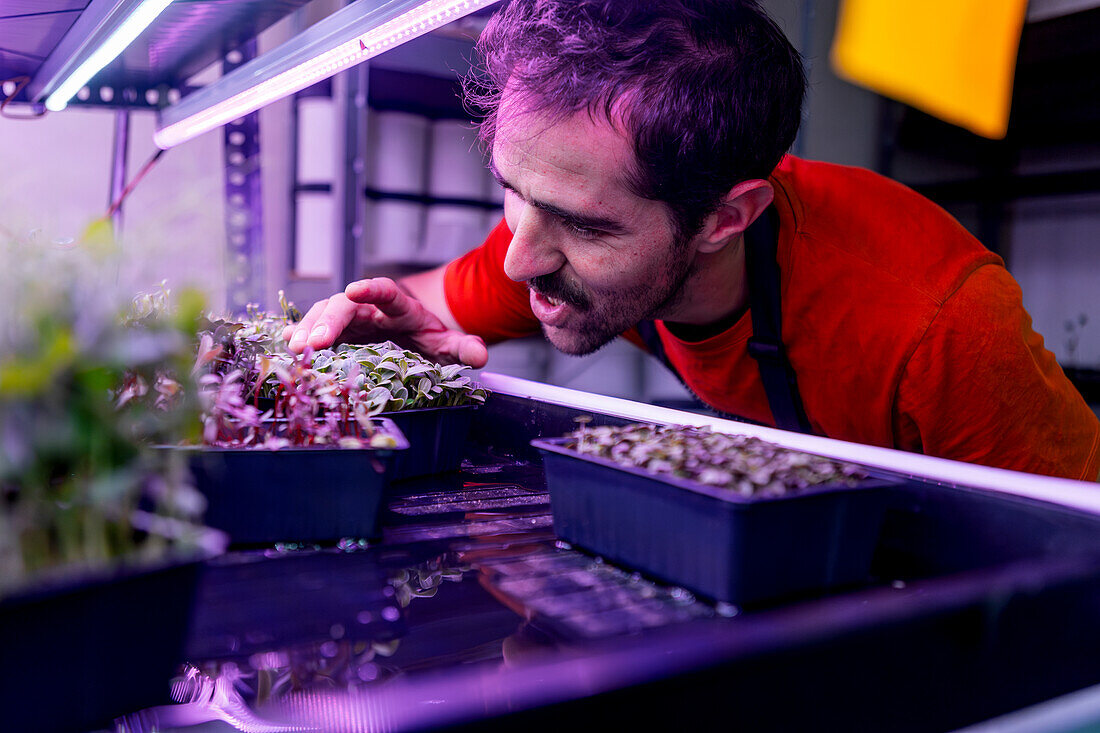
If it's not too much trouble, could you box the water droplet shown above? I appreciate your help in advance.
[381,606,400,622]
[320,641,339,658]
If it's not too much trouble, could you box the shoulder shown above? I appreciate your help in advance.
[772,157,1006,445]
[773,156,1000,306]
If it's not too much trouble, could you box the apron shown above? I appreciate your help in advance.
[635,205,813,434]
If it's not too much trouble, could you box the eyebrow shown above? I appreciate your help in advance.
[489,160,629,235]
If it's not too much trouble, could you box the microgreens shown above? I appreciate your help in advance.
[193,300,484,450]
[298,342,488,414]
[568,423,867,497]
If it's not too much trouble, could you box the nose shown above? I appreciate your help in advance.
[502,203,565,283]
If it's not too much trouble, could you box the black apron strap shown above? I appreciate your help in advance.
[744,205,814,434]
[635,320,670,369]
[636,206,812,434]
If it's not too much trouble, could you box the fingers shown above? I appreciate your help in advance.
[424,332,489,367]
[286,295,363,354]
[457,335,489,369]
[286,300,328,353]
[282,283,488,371]
[350,278,488,367]
[346,278,416,319]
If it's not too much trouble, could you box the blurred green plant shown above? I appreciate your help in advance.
[0,228,211,595]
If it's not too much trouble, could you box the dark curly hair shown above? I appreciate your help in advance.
[464,0,807,240]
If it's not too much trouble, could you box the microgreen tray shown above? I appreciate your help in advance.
[0,555,208,732]
[532,436,894,605]
[182,417,408,546]
[381,404,477,479]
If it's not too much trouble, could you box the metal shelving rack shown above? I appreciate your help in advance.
[4,3,1100,730]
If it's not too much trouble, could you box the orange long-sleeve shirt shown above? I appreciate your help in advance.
[444,156,1100,480]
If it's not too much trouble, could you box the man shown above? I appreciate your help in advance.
[286,0,1099,481]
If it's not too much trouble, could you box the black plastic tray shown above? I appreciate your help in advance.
[182,417,408,546]
[382,405,477,479]
[0,557,204,732]
[533,437,894,605]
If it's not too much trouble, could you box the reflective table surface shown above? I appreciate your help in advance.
[105,394,1100,733]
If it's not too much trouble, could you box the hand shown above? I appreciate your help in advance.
[283,278,488,367]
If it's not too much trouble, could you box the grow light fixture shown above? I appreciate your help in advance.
[154,0,502,149]
[36,0,176,112]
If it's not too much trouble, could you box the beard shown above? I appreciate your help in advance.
[530,236,696,356]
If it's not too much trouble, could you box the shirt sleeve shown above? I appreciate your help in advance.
[443,216,540,344]
[893,263,1100,480]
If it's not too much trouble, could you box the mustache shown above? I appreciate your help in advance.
[529,273,590,310]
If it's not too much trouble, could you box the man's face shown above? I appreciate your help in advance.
[492,104,697,355]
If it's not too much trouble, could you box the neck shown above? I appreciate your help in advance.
[660,233,749,341]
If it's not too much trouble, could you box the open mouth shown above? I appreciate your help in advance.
[529,273,588,312]
[530,288,572,327]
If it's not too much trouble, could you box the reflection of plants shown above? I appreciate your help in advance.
[0,233,210,594]
[389,554,468,608]
[253,639,401,699]
[177,632,405,717]
[568,423,867,497]
[1065,312,1089,365]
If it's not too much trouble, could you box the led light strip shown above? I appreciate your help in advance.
[154,0,499,149]
[477,372,1100,514]
[45,0,175,112]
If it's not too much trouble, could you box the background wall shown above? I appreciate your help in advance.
[2,0,1096,404]
[0,99,227,310]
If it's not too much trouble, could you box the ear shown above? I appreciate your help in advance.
[695,179,774,254]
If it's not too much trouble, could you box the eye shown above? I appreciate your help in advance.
[563,220,602,240]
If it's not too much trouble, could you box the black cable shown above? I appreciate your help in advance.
[106,148,167,218]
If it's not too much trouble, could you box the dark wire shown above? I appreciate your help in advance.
[106,147,167,218]
[0,76,46,119]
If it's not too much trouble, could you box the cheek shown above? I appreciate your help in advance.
[563,245,645,293]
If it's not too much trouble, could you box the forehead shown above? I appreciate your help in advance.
[491,101,639,202]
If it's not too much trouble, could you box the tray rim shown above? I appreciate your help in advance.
[378,403,480,417]
[532,436,894,506]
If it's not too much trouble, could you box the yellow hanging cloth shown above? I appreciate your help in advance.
[830,0,1029,139]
